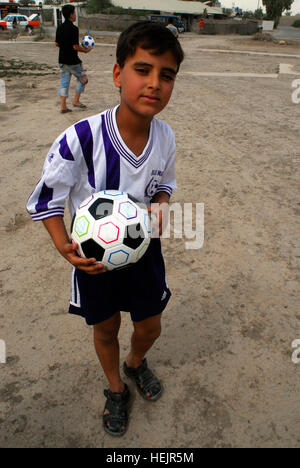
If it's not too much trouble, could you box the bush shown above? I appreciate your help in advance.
[253,32,273,41]
[292,19,300,28]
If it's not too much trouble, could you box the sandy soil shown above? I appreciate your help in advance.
[0,32,300,448]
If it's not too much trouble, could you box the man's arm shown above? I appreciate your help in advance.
[54,42,91,53]
[151,191,170,205]
[149,192,170,237]
[73,44,93,54]
[43,216,106,275]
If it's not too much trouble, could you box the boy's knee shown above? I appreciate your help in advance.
[94,328,118,346]
[94,322,119,345]
[135,324,161,342]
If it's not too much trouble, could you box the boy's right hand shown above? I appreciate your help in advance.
[42,216,107,275]
[62,241,107,275]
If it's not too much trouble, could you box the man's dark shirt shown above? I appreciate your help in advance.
[55,19,81,65]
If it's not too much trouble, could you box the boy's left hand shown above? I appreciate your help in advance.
[148,192,170,237]
[148,204,162,237]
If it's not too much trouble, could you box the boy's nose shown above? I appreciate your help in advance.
[148,73,160,90]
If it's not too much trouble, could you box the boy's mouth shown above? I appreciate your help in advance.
[141,95,160,103]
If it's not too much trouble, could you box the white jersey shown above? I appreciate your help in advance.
[27,106,177,222]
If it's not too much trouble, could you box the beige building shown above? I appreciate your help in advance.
[111,0,223,16]
[111,0,223,30]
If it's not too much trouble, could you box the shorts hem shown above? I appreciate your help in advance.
[68,290,171,325]
[69,303,119,325]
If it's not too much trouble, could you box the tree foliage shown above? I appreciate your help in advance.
[262,0,294,28]
[254,8,264,20]
[86,0,112,14]
[18,0,35,4]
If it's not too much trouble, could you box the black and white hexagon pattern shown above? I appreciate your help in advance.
[71,190,151,270]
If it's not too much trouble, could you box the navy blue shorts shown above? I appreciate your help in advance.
[69,239,171,325]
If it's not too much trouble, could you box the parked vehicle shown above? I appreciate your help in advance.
[0,13,40,32]
[147,14,185,33]
[27,14,41,32]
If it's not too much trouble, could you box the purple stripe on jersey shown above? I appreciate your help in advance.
[107,109,151,168]
[32,208,64,221]
[35,182,54,212]
[157,185,172,195]
[75,120,95,189]
[59,134,74,161]
[102,114,120,190]
[105,109,153,169]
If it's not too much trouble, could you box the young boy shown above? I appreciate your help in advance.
[55,4,92,113]
[27,21,184,437]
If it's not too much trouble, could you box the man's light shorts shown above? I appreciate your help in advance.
[58,63,85,97]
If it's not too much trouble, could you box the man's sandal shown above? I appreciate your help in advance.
[102,384,131,437]
[72,103,87,109]
[123,358,163,401]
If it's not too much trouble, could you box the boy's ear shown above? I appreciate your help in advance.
[113,63,121,89]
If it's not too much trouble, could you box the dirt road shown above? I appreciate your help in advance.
[0,33,300,448]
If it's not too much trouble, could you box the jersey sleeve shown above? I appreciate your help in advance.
[156,127,177,197]
[26,127,80,221]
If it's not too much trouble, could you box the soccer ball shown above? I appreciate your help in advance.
[81,35,95,49]
[71,191,151,271]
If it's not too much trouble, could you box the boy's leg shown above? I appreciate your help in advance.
[124,313,162,400]
[73,92,86,108]
[94,312,131,436]
[126,313,162,369]
[72,64,87,108]
[60,96,68,111]
[93,311,125,393]
[58,65,71,111]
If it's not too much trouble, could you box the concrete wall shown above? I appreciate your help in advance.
[192,19,259,35]
[78,13,147,32]
[279,14,300,26]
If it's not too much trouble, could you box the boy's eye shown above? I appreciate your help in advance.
[162,74,175,82]
[136,68,148,74]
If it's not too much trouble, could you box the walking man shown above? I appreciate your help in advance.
[55,4,92,113]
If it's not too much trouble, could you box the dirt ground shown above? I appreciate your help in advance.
[0,32,300,448]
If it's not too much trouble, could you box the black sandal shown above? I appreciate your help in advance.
[123,358,163,401]
[102,384,131,437]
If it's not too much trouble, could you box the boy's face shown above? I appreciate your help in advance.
[69,11,76,22]
[113,46,178,120]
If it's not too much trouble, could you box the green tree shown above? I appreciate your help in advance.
[242,10,254,19]
[18,0,35,4]
[254,8,264,20]
[262,0,294,28]
[86,0,112,14]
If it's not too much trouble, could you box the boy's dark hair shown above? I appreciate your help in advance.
[116,21,184,72]
[62,4,75,20]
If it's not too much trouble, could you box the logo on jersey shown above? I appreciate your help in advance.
[145,170,163,198]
